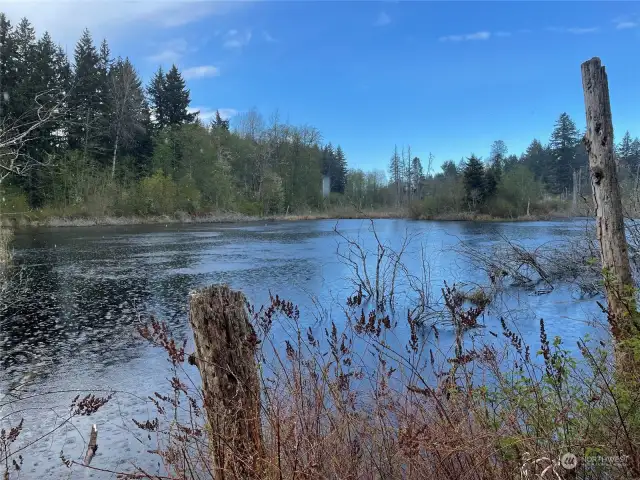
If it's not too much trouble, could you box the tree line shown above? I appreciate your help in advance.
[343,112,640,218]
[3,13,640,220]
[0,14,349,218]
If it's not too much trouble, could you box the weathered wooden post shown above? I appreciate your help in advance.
[582,56,640,476]
[189,285,263,479]
[581,57,637,339]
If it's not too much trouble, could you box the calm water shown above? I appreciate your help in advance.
[0,219,606,478]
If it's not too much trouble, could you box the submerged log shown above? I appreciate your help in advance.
[189,285,263,479]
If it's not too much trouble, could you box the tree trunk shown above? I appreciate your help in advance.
[111,130,119,180]
[572,169,578,212]
[189,285,263,479]
[582,57,637,340]
[582,56,640,474]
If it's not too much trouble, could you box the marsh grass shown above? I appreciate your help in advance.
[123,288,640,480]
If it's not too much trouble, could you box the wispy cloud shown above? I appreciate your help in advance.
[548,26,600,34]
[263,31,278,43]
[2,1,244,48]
[374,11,391,27]
[147,38,191,65]
[439,31,491,42]
[182,65,220,80]
[567,26,599,34]
[189,107,238,122]
[223,29,252,49]
[616,21,638,30]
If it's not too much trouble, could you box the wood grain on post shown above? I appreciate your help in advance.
[189,285,263,479]
[581,57,636,338]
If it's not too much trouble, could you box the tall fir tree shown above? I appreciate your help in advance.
[163,64,196,126]
[388,145,401,205]
[68,28,105,158]
[147,67,167,129]
[463,154,485,209]
[212,110,230,132]
[11,18,37,120]
[549,112,580,194]
[333,145,348,193]
[617,131,634,166]
[0,14,15,121]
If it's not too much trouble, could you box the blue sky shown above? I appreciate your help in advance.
[6,1,640,173]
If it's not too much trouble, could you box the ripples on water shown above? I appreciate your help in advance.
[0,219,606,478]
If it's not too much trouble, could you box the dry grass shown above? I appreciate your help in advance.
[122,289,640,480]
[1,207,579,229]
[1,208,406,228]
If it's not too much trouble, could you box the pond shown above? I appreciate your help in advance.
[0,219,606,478]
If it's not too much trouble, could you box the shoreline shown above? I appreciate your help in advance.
[2,210,575,229]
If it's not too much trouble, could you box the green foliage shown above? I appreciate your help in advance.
[136,170,178,215]
[262,171,285,214]
[463,155,486,209]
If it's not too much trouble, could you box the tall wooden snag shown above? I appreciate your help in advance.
[581,57,638,341]
[189,285,263,479]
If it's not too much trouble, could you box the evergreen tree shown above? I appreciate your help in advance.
[388,145,401,205]
[163,64,196,126]
[68,28,105,157]
[617,131,633,166]
[463,154,485,209]
[0,14,15,121]
[485,156,502,200]
[212,110,230,132]
[147,66,168,129]
[322,143,335,178]
[522,139,547,180]
[441,160,458,177]
[11,18,37,120]
[549,112,580,194]
[333,145,347,193]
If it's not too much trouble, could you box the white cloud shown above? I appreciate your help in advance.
[189,107,238,122]
[147,38,191,65]
[182,65,220,80]
[548,26,600,34]
[439,31,491,42]
[1,1,243,48]
[223,30,252,49]
[374,11,391,27]
[263,31,278,43]
[567,27,599,34]
[616,21,638,30]
[218,108,238,121]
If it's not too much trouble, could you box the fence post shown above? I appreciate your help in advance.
[189,285,263,479]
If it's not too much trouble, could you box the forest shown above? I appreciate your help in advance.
[2,13,640,222]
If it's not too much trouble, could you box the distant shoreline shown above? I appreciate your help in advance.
[1,209,576,229]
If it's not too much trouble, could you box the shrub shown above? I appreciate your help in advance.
[136,170,178,215]
[176,177,202,214]
[236,199,263,216]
